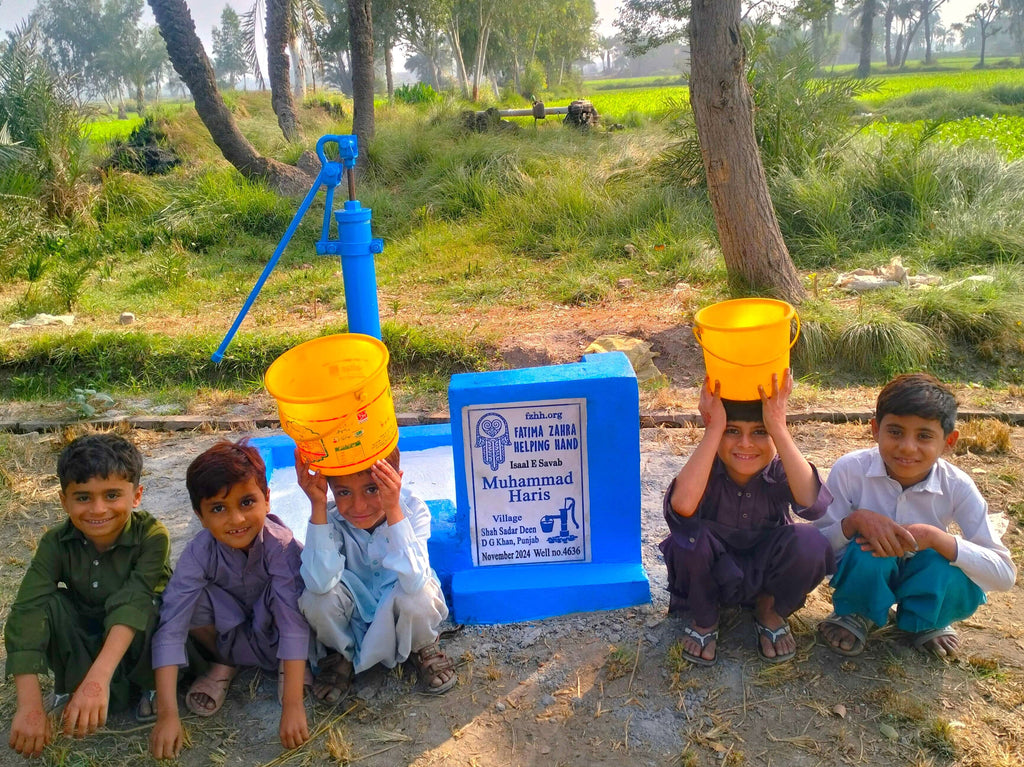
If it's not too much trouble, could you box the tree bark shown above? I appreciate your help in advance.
[267,0,299,141]
[384,40,394,100]
[689,0,805,303]
[348,0,375,159]
[147,0,311,195]
[858,0,876,78]
[289,37,306,99]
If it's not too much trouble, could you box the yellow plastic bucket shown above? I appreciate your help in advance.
[264,333,398,475]
[692,298,800,401]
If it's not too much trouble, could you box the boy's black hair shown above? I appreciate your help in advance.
[721,398,764,423]
[57,433,143,491]
[875,373,957,436]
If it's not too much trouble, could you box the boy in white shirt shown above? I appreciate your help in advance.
[816,373,1016,658]
[294,447,455,701]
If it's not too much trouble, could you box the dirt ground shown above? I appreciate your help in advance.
[2,289,1024,766]
[0,418,1022,767]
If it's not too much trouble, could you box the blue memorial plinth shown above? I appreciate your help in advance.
[447,351,650,624]
[253,350,651,625]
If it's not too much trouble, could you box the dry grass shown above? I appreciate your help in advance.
[956,418,1013,455]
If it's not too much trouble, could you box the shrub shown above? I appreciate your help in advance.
[394,82,439,105]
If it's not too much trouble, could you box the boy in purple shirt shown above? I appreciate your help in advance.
[149,440,310,760]
[660,371,834,665]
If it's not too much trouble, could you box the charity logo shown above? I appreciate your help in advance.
[475,412,511,471]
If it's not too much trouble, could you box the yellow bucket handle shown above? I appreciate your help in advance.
[692,314,801,368]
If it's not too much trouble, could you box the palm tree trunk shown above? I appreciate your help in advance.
[146,0,311,195]
[858,0,876,78]
[267,0,299,141]
[289,37,306,100]
[348,0,375,159]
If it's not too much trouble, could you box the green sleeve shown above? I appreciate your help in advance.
[104,514,172,633]
[3,529,63,677]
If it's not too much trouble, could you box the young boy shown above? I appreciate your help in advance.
[661,371,834,665]
[816,373,1016,658]
[295,446,455,701]
[5,433,170,758]
[149,440,310,760]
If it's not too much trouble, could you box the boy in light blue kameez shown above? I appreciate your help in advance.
[294,447,455,702]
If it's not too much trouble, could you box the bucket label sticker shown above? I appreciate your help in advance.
[463,398,590,567]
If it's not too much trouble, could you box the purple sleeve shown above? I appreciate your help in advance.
[266,535,310,662]
[663,476,702,549]
[790,463,833,521]
[152,542,209,669]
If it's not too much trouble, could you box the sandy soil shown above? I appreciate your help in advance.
[0,420,1022,767]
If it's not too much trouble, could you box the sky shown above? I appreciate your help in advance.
[0,0,991,54]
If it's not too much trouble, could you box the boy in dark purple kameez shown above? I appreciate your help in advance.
[660,371,834,665]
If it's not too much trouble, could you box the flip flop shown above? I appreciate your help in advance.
[185,663,237,717]
[819,612,873,657]
[679,623,719,667]
[912,626,959,659]
[753,618,796,663]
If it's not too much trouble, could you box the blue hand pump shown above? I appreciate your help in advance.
[211,134,384,362]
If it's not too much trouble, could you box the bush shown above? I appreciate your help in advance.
[394,82,439,105]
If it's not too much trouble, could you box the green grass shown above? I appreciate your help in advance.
[84,114,145,143]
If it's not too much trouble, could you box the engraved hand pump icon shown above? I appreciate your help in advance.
[540,497,579,544]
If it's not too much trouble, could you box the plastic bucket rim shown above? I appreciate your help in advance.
[693,297,796,333]
[264,332,389,405]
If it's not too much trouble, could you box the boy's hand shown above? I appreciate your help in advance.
[698,377,727,433]
[9,705,51,758]
[845,508,918,557]
[149,712,184,760]
[370,460,405,526]
[294,449,329,506]
[279,700,310,750]
[62,675,109,738]
[758,370,792,439]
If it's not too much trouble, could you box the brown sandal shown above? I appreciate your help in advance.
[312,652,353,704]
[413,641,457,694]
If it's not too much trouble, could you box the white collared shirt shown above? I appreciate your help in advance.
[816,447,1016,593]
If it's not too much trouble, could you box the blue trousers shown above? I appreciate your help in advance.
[830,543,985,632]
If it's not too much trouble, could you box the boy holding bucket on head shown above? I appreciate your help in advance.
[265,333,455,699]
[5,433,170,758]
[149,440,310,760]
[294,444,456,699]
[660,371,835,665]
[815,374,1016,659]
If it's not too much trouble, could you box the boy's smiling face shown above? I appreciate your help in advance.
[327,472,387,530]
[717,420,777,486]
[60,475,143,552]
[197,476,270,550]
[871,413,958,488]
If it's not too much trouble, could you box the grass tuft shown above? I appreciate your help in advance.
[956,418,1011,455]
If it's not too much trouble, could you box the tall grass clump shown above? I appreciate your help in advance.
[157,169,297,249]
[837,311,937,376]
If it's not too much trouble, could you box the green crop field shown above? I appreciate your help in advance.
[85,114,144,143]
[862,67,1024,105]
[871,114,1024,160]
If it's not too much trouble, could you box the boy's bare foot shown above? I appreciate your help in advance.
[753,594,796,661]
[680,622,718,665]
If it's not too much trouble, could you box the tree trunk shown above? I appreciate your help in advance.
[858,0,876,78]
[923,1,933,63]
[267,0,299,141]
[446,19,471,97]
[348,0,375,161]
[146,0,311,196]
[335,50,353,96]
[385,40,394,100]
[289,37,306,100]
[689,0,805,303]
[884,5,895,66]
